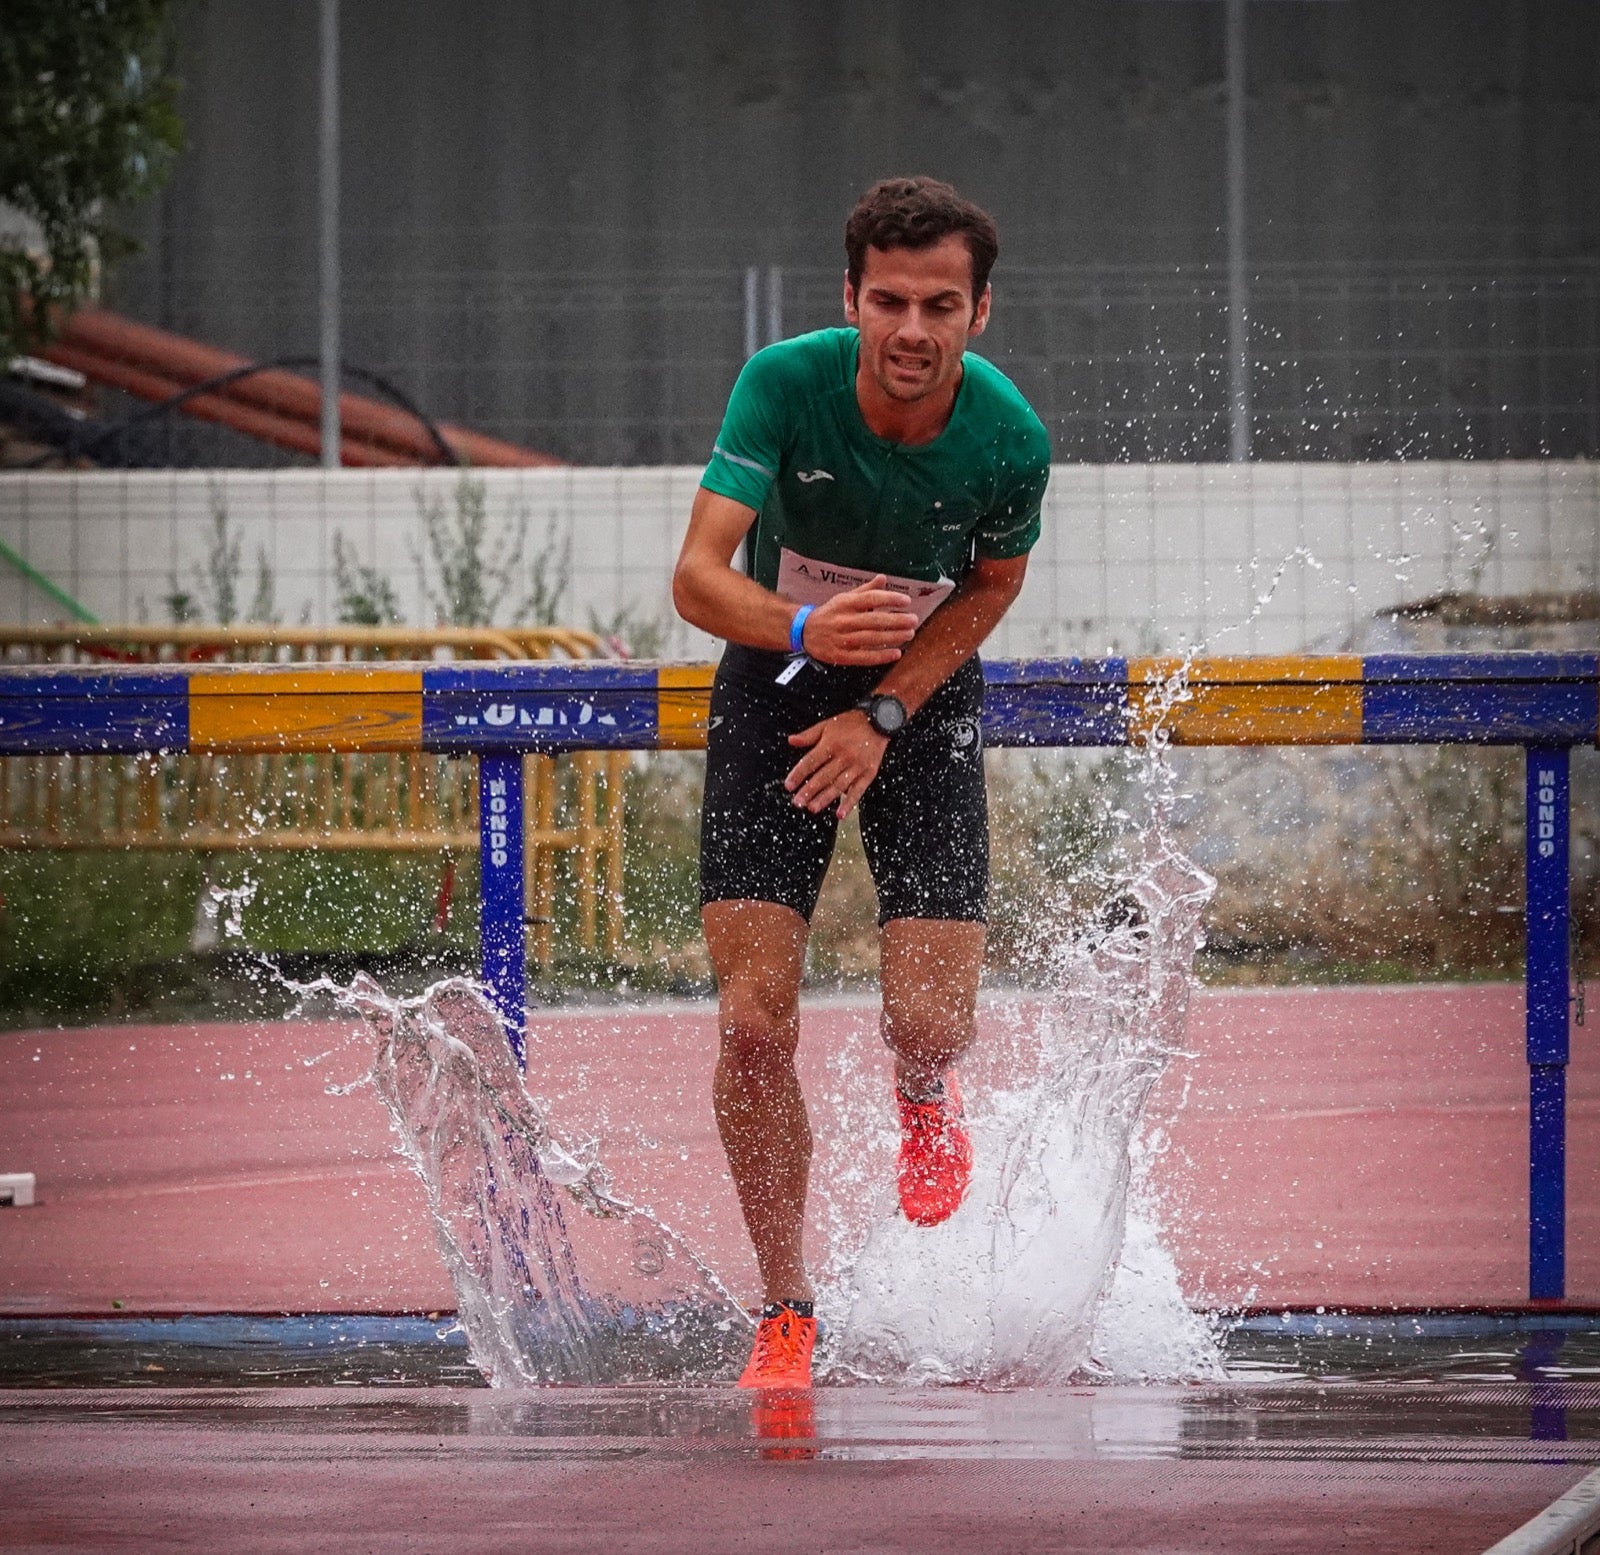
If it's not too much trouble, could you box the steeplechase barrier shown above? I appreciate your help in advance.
[0,649,1591,1302]
[0,624,625,963]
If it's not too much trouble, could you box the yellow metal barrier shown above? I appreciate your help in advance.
[0,623,601,664]
[0,626,627,965]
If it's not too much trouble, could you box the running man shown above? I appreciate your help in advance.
[672,177,1051,1389]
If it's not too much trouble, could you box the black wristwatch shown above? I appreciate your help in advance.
[856,693,908,737]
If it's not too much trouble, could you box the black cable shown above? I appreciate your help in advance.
[22,355,462,468]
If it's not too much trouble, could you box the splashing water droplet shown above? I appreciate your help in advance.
[323,973,749,1385]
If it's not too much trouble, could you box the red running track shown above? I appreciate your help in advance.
[1,984,1595,1314]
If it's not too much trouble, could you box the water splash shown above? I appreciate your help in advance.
[826,829,1217,1385]
[317,973,747,1385]
[290,681,1218,1388]
[192,877,258,951]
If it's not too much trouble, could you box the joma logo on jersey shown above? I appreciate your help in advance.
[796,469,834,483]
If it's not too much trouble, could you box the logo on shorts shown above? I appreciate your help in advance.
[796,469,835,483]
[950,717,981,756]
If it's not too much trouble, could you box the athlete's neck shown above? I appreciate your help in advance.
[854,359,965,446]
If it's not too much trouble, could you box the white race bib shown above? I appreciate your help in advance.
[777,546,955,626]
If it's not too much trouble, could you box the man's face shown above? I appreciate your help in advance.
[844,234,991,404]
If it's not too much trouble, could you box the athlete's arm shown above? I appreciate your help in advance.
[784,553,1028,818]
[672,485,919,664]
[868,552,1029,717]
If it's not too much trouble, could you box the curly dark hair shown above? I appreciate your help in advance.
[844,177,999,306]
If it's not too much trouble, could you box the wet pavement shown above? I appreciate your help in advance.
[3,1318,1598,1551]
[2,1380,1594,1553]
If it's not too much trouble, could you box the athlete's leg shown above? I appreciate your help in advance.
[699,646,847,1301]
[704,898,814,1304]
[878,917,983,1225]
[857,658,989,1087]
[856,660,989,1224]
[879,917,985,1093]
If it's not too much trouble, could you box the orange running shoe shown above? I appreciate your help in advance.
[896,1074,973,1227]
[736,1302,817,1389]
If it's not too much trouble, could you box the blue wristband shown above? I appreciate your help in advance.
[789,604,814,656]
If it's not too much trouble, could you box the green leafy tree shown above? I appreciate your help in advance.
[1,0,185,357]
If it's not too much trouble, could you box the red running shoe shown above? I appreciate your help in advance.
[896,1074,973,1227]
[736,1303,817,1389]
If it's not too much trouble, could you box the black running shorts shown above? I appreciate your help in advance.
[699,644,989,925]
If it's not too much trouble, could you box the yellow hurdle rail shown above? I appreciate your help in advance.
[0,626,627,964]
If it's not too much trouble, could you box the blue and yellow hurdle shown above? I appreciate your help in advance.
[2,651,1592,753]
[0,650,1594,1302]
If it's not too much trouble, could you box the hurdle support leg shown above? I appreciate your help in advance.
[479,753,527,1067]
[1525,745,1571,1302]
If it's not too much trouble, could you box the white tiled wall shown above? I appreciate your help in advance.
[1,462,1595,657]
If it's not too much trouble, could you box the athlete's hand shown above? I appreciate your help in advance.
[785,711,889,819]
[801,576,918,666]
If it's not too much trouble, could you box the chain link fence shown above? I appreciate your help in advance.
[93,257,1600,470]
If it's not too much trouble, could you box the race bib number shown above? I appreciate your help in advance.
[777,547,955,626]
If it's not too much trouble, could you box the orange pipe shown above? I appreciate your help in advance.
[43,341,410,467]
[61,308,439,460]
[436,422,565,469]
[50,307,561,467]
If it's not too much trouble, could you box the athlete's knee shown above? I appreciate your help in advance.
[718,986,799,1070]
[881,999,976,1067]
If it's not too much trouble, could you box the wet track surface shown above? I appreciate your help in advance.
[3,1377,1596,1554]
[6,992,1599,1547]
[4,1316,1600,1555]
[5,1377,1600,1460]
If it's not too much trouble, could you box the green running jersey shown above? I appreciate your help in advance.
[701,327,1050,599]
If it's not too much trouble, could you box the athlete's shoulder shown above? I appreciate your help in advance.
[740,328,855,395]
[961,352,1052,469]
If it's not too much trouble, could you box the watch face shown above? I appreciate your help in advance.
[872,696,907,734]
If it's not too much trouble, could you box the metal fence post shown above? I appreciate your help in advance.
[318,0,341,469]
[743,266,760,360]
[479,753,527,1066]
[766,265,783,346]
[1526,745,1571,1301]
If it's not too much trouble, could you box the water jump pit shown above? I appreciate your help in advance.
[2,1372,1598,1555]
[5,870,1600,1550]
